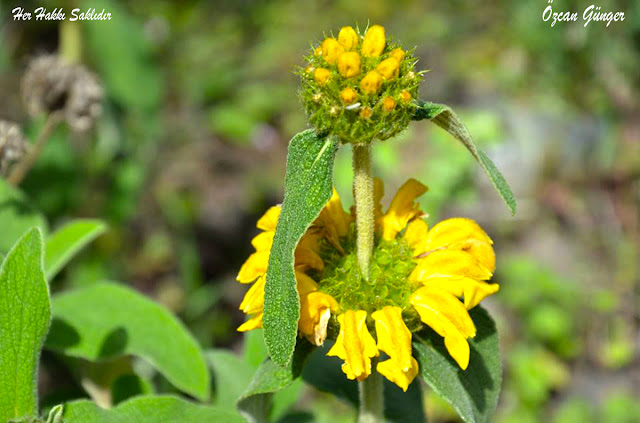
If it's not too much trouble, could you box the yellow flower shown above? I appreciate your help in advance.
[337,52,361,78]
[372,306,419,391]
[376,57,400,80]
[321,38,344,65]
[391,48,405,63]
[237,180,499,389]
[314,68,331,85]
[327,310,379,381]
[400,90,412,103]
[360,71,383,95]
[382,96,395,112]
[361,25,386,57]
[360,107,373,119]
[338,26,359,51]
[340,87,358,105]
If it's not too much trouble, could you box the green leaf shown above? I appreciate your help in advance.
[45,282,210,401]
[63,395,244,423]
[45,219,107,280]
[302,342,426,423]
[0,228,51,422]
[413,306,501,423]
[0,179,47,254]
[263,130,339,366]
[237,340,314,423]
[208,350,255,413]
[111,374,154,405]
[414,101,517,215]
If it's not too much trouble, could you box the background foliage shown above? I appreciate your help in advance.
[0,0,638,421]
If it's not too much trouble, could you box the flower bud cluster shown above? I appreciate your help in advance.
[299,25,422,144]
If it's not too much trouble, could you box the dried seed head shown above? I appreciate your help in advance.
[65,68,103,132]
[22,55,75,116]
[21,54,103,131]
[0,120,28,176]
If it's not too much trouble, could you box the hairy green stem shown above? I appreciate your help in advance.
[8,113,61,186]
[358,358,384,423]
[352,143,374,281]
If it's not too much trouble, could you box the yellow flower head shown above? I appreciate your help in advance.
[337,52,361,78]
[382,96,396,112]
[361,25,386,57]
[237,179,499,390]
[299,24,423,144]
[338,26,359,51]
[360,71,383,95]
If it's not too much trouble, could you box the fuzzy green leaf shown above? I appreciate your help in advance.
[45,219,107,280]
[302,342,426,423]
[0,179,48,254]
[45,282,210,401]
[413,306,501,423]
[0,228,50,423]
[63,395,243,423]
[263,130,339,366]
[237,340,314,423]
[414,101,516,215]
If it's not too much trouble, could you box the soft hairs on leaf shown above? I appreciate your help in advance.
[413,306,501,423]
[413,101,517,215]
[263,130,339,366]
[0,228,50,423]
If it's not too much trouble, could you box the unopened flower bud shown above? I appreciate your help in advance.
[338,26,359,51]
[360,71,383,94]
[21,55,74,116]
[361,25,386,57]
[321,38,344,65]
[340,87,358,105]
[400,90,412,103]
[65,68,103,132]
[376,57,400,80]
[382,97,396,111]
[360,107,373,119]
[391,48,405,63]
[0,120,28,176]
[314,68,331,85]
[337,52,361,78]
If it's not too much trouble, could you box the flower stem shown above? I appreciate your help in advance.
[8,113,61,186]
[352,143,374,281]
[358,358,384,423]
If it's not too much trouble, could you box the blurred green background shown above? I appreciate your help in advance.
[1,0,639,421]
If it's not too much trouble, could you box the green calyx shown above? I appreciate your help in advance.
[298,26,423,145]
[313,227,422,327]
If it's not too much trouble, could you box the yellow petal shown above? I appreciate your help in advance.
[251,231,275,252]
[381,179,428,241]
[338,26,359,51]
[375,57,400,80]
[448,239,496,274]
[316,188,352,244]
[361,25,385,57]
[327,310,379,381]
[410,287,476,369]
[237,250,269,283]
[425,218,492,250]
[239,275,265,314]
[359,70,383,95]
[257,206,281,231]
[377,356,419,392]
[422,276,500,310]
[295,271,319,297]
[371,306,419,391]
[338,52,361,78]
[238,313,263,332]
[403,218,429,256]
[299,291,339,346]
[295,247,324,272]
[410,249,492,282]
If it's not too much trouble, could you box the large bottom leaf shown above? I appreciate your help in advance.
[63,395,244,422]
[413,305,501,423]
